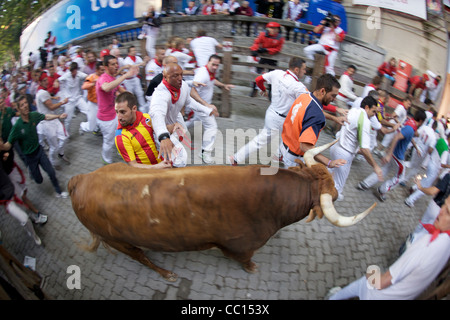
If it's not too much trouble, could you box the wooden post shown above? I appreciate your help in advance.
[311,53,326,90]
[0,245,50,300]
[221,37,233,118]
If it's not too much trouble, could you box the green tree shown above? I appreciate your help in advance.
[0,0,59,67]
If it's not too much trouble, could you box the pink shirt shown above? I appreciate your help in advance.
[96,72,118,121]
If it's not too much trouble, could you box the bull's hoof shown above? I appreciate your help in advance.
[163,271,178,282]
[243,261,258,274]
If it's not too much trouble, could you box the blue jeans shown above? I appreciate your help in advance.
[24,145,62,194]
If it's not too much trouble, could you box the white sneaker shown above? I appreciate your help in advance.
[56,191,69,199]
[337,193,344,201]
[31,212,48,224]
[199,152,215,165]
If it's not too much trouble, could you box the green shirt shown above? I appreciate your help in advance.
[0,107,15,141]
[8,112,45,155]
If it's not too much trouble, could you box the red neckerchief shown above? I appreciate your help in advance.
[368,83,376,89]
[128,55,136,63]
[285,70,299,82]
[88,61,96,69]
[343,71,353,80]
[206,65,215,80]
[421,223,450,243]
[118,110,143,130]
[170,49,183,53]
[162,78,181,104]
[404,117,418,132]
[154,58,162,67]
[37,86,46,92]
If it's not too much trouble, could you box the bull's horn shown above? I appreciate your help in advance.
[320,193,376,227]
[304,140,339,167]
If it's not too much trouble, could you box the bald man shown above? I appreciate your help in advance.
[149,63,217,162]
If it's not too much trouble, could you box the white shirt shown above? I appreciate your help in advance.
[165,49,192,70]
[36,89,57,115]
[287,1,303,20]
[58,70,87,101]
[364,233,450,300]
[149,80,212,139]
[318,26,344,50]
[394,103,408,126]
[193,66,215,104]
[189,36,220,67]
[145,58,163,81]
[414,125,437,156]
[338,107,372,154]
[362,84,377,98]
[214,2,229,13]
[123,55,144,79]
[337,73,357,102]
[262,69,308,116]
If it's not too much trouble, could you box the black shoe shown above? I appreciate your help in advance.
[250,89,257,97]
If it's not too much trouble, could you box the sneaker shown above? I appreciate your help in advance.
[324,286,342,300]
[92,130,102,136]
[337,193,344,201]
[228,155,238,166]
[376,187,386,202]
[404,198,414,208]
[33,234,42,246]
[56,192,69,199]
[58,154,71,164]
[399,181,407,187]
[199,152,215,165]
[356,182,369,191]
[31,212,48,225]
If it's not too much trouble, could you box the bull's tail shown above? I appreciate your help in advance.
[77,232,116,255]
[78,232,101,253]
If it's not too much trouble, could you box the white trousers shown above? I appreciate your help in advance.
[186,113,217,153]
[406,158,441,205]
[381,120,398,148]
[64,96,89,134]
[329,276,370,300]
[36,119,67,165]
[80,101,99,132]
[123,77,146,111]
[97,117,118,164]
[304,44,338,76]
[234,108,284,164]
[362,155,405,193]
[279,143,303,168]
[330,144,355,196]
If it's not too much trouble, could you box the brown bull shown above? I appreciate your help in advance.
[68,141,376,281]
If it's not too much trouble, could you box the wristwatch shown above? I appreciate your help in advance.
[158,133,170,142]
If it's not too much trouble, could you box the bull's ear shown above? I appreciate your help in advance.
[294,159,306,168]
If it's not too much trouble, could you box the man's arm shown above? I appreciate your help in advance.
[299,141,346,168]
[45,113,67,121]
[360,148,383,181]
[101,65,139,92]
[44,97,68,111]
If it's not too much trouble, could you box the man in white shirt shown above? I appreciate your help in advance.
[230,57,308,165]
[330,96,382,201]
[55,62,88,136]
[35,73,69,167]
[405,133,449,208]
[336,65,357,109]
[328,195,450,300]
[122,46,149,112]
[189,30,223,67]
[304,14,345,76]
[189,54,234,164]
[145,47,165,87]
[149,63,218,163]
[377,96,412,156]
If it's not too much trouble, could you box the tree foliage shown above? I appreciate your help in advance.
[0,0,59,67]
